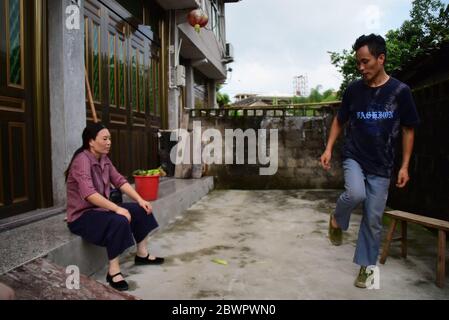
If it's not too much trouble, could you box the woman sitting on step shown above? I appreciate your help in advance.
[65,122,164,291]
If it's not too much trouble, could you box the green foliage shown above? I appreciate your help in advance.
[292,95,307,104]
[308,85,322,103]
[292,85,338,104]
[329,0,449,97]
[133,169,160,176]
[217,91,230,107]
[216,84,231,107]
[328,50,358,96]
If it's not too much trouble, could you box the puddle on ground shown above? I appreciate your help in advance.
[193,290,222,299]
[301,190,340,203]
[162,210,206,234]
[126,268,140,275]
[162,245,234,266]
[229,231,257,242]
[126,280,139,291]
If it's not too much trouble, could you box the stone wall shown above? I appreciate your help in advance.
[189,108,344,189]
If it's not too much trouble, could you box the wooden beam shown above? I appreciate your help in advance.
[437,230,446,288]
[380,219,398,264]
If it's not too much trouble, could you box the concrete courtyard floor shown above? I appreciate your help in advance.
[93,190,449,299]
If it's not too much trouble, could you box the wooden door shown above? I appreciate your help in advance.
[0,0,36,218]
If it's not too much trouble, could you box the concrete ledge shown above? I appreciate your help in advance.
[0,206,65,233]
[0,177,214,276]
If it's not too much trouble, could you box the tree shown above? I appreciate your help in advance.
[329,0,449,97]
[292,85,337,104]
[216,84,230,107]
[321,89,336,102]
[292,95,307,104]
[308,85,322,103]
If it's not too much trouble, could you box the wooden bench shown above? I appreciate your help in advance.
[380,210,449,288]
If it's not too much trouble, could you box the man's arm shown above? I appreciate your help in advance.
[320,116,344,170]
[396,126,415,188]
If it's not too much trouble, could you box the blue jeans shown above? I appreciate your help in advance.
[334,158,390,266]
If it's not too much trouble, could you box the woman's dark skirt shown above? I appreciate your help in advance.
[68,203,158,260]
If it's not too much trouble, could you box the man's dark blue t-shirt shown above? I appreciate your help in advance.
[337,77,420,178]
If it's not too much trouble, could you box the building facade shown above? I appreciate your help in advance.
[162,0,237,129]
[0,0,239,219]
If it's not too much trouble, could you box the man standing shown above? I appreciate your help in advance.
[320,34,420,288]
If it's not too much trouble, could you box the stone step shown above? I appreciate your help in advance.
[0,258,138,300]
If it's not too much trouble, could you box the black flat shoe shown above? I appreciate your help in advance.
[135,254,165,265]
[106,272,129,291]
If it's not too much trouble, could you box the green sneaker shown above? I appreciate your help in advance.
[328,214,342,246]
[354,266,374,288]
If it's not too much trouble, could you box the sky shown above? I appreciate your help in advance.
[222,0,448,100]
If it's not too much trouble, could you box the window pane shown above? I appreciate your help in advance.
[148,59,154,114]
[155,59,160,116]
[9,0,22,85]
[139,51,144,113]
[131,48,137,111]
[92,23,101,101]
[109,34,116,106]
[118,38,126,109]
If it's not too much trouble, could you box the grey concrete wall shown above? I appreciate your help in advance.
[168,88,180,129]
[191,113,344,189]
[168,10,180,130]
[208,79,217,109]
[48,0,86,206]
[185,63,194,109]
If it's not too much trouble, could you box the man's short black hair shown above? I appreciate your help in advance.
[353,34,387,60]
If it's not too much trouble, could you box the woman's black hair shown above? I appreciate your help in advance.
[64,122,106,181]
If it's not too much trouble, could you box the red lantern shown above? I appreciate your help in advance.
[188,9,209,33]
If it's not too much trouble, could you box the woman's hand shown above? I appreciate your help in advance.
[138,199,153,215]
[115,206,131,222]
